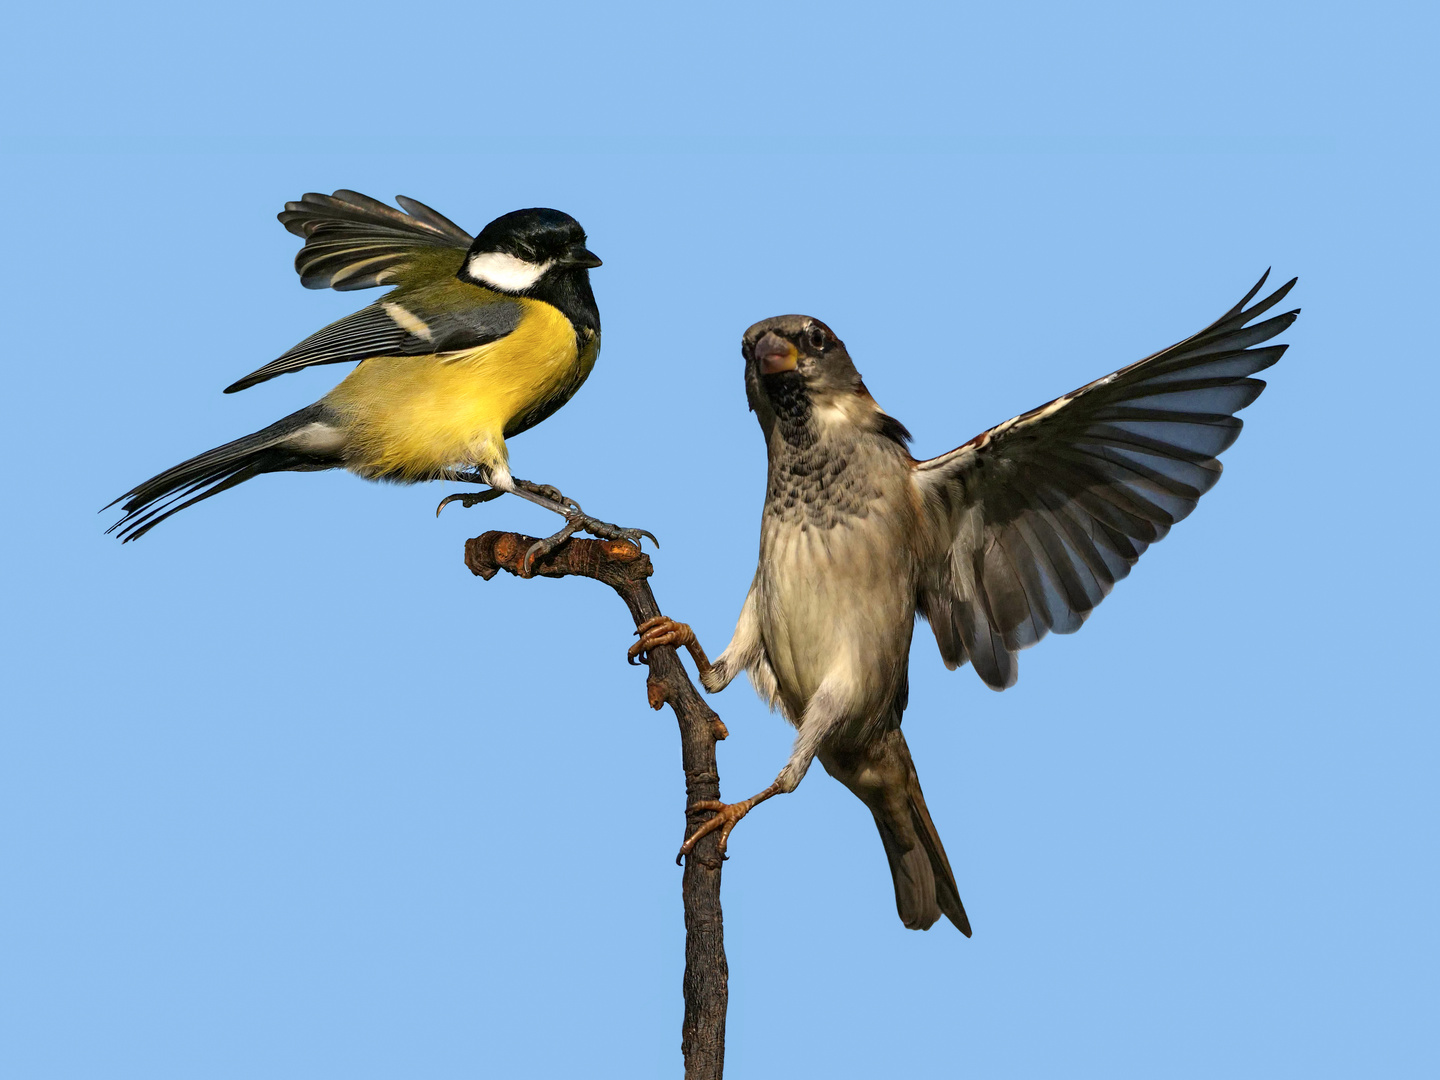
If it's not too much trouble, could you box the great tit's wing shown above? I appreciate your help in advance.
[912,272,1297,690]
[223,294,523,393]
[279,190,473,291]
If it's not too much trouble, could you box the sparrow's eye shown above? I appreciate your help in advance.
[807,326,827,350]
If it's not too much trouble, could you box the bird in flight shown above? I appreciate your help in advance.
[631,273,1298,935]
[107,190,651,567]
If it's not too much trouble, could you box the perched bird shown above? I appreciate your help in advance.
[106,190,651,562]
[631,273,1298,934]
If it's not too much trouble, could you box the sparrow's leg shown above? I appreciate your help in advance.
[676,783,783,864]
[675,678,850,863]
[435,470,656,572]
[628,616,714,680]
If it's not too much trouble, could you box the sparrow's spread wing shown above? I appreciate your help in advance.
[223,292,523,393]
[279,190,474,291]
[913,272,1297,690]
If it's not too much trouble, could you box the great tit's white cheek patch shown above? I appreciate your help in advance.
[465,251,552,293]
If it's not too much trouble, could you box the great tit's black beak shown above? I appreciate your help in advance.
[753,331,798,374]
[562,245,603,269]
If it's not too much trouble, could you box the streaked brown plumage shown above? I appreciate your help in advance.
[633,273,1297,934]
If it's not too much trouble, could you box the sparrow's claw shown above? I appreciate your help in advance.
[435,488,504,517]
[676,783,782,865]
[629,615,695,665]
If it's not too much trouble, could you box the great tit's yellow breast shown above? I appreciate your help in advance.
[323,298,581,480]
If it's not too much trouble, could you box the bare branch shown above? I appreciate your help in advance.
[465,531,729,1079]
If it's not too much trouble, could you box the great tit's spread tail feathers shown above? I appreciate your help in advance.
[280,190,474,291]
[105,405,341,542]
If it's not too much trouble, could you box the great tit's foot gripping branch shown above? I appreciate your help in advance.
[513,493,658,575]
[517,490,660,568]
[437,471,656,565]
[575,514,659,552]
[512,479,570,507]
[677,784,784,865]
[519,513,589,575]
[629,615,714,683]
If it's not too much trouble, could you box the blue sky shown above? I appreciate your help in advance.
[2,2,1435,1077]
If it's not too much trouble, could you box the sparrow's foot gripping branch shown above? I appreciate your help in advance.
[463,530,729,1080]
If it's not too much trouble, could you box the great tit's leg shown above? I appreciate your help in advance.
[628,616,714,682]
[677,783,783,864]
[433,470,657,566]
[508,477,659,557]
[437,471,575,519]
[511,478,574,509]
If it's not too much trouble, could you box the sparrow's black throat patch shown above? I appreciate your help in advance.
[763,372,815,450]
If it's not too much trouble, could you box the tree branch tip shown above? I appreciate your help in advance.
[464,530,652,583]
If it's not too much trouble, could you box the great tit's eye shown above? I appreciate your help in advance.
[807,326,827,350]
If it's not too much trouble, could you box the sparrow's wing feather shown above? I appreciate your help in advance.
[223,296,523,393]
[913,272,1297,690]
[279,190,473,291]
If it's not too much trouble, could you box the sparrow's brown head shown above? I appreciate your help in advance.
[740,315,910,448]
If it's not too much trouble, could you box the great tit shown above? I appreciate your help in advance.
[107,190,651,560]
[629,273,1298,934]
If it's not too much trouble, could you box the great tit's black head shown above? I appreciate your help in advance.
[460,207,601,294]
[742,314,910,448]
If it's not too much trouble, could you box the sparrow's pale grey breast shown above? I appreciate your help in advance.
[756,400,920,745]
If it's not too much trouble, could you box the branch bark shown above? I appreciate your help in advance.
[464,531,728,1080]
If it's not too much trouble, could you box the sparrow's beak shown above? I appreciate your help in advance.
[754,331,798,374]
[562,245,603,269]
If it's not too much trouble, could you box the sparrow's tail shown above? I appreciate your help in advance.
[104,403,341,542]
[821,729,972,935]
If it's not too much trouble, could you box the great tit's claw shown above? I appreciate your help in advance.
[520,512,587,575]
[580,519,659,550]
[435,488,503,517]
